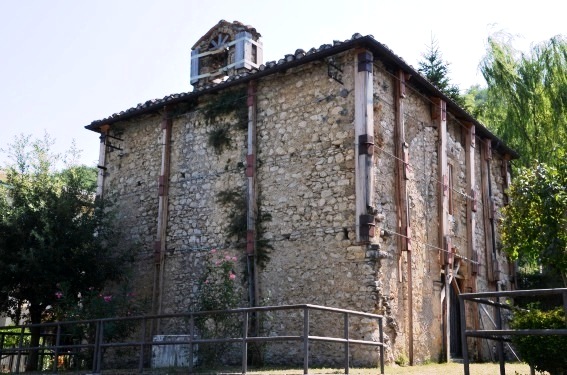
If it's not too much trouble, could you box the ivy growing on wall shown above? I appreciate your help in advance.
[203,88,248,126]
[216,188,272,268]
[216,188,247,239]
[204,88,248,153]
[254,207,272,268]
[208,127,231,154]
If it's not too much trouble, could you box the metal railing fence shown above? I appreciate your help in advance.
[0,304,385,374]
[459,288,567,375]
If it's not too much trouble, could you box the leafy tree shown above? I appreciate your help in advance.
[418,36,465,107]
[463,84,489,119]
[0,134,132,370]
[500,163,567,287]
[480,33,567,166]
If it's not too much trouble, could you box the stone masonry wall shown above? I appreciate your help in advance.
[98,47,513,367]
[103,114,163,301]
[371,65,446,364]
[371,62,406,364]
[163,90,248,315]
[255,52,381,366]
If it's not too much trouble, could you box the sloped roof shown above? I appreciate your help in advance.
[85,33,518,158]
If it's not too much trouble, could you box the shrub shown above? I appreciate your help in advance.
[195,249,241,365]
[510,306,567,375]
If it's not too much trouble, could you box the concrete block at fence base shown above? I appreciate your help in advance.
[151,335,198,368]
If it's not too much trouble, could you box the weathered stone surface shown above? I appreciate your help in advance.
[97,44,513,367]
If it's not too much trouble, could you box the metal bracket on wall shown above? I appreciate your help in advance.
[246,230,255,255]
[326,56,344,84]
[360,214,376,238]
[357,51,373,72]
[358,134,374,156]
[245,154,255,177]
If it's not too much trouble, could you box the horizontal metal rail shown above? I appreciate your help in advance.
[459,288,567,375]
[0,304,385,374]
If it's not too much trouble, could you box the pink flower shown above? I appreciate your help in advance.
[103,295,112,302]
[204,280,209,284]
[211,249,217,253]
[225,255,231,261]
[231,256,237,261]
[55,291,63,299]
[229,273,236,280]
[215,261,220,266]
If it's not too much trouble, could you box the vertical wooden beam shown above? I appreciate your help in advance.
[502,154,511,206]
[395,70,413,364]
[432,98,449,263]
[480,139,495,283]
[464,121,481,357]
[432,96,450,362]
[354,50,375,242]
[96,125,110,199]
[464,122,477,279]
[153,108,173,330]
[395,72,408,276]
[246,80,259,310]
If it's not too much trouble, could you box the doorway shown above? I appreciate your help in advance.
[449,281,462,358]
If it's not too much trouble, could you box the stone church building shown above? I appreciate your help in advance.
[86,20,516,366]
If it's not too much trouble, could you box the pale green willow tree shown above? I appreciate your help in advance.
[480,34,567,287]
[480,33,567,166]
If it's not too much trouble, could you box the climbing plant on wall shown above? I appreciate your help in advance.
[204,88,248,154]
[216,188,272,268]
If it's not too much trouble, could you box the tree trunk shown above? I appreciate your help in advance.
[24,304,42,372]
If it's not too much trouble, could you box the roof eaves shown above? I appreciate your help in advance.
[85,35,369,131]
[84,34,517,158]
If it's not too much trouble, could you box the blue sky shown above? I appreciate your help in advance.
[0,0,564,167]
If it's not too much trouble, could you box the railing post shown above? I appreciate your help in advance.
[53,323,62,373]
[98,321,105,372]
[303,306,309,375]
[189,314,194,374]
[379,317,384,375]
[460,294,470,375]
[92,321,100,374]
[138,317,146,373]
[242,311,249,374]
[0,332,4,370]
[495,298,505,375]
[563,291,567,326]
[343,312,349,375]
[15,326,25,374]
[93,320,104,374]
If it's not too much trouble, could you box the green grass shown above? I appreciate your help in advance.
[185,362,538,375]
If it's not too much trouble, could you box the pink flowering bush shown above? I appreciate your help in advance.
[51,280,145,356]
[195,249,241,365]
[197,249,240,313]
